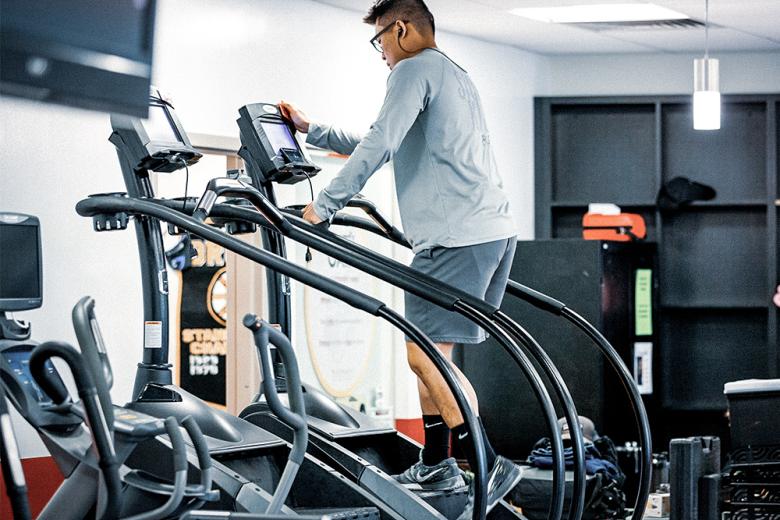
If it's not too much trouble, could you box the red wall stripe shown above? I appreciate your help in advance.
[0,457,63,518]
[395,417,424,444]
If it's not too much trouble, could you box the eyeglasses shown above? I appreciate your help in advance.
[369,20,405,53]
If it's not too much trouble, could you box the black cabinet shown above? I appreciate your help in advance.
[456,240,658,459]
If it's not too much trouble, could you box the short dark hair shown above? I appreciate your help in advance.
[363,0,435,35]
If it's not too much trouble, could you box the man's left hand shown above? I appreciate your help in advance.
[303,202,324,225]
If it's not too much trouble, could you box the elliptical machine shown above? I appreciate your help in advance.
[0,214,215,520]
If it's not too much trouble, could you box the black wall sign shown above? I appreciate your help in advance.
[177,238,227,407]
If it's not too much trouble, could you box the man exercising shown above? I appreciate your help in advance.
[279,0,520,515]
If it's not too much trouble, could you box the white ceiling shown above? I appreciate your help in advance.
[312,0,780,54]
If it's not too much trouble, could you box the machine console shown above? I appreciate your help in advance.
[109,87,202,173]
[237,102,320,185]
[0,343,64,406]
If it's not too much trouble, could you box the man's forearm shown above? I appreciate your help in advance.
[311,125,395,220]
[306,123,363,155]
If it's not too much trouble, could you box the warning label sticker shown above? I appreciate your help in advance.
[144,321,163,349]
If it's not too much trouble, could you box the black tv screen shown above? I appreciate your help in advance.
[0,215,42,311]
[0,0,157,117]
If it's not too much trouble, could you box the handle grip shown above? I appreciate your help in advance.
[72,296,115,430]
[164,417,188,473]
[506,280,566,315]
[180,415,213,493]
[243,315,307,463]
[30,342,122,520]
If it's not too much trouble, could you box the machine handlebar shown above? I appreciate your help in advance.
[193,178,290,232]
[72,296,115,430]
[345,195,407,245]
[243,314,308,514]
[29,342,122,520]
[180,415,214,497]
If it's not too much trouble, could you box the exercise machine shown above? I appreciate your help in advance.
[228,103,650,519]
[74,89,484,518]
[0,214,214,519]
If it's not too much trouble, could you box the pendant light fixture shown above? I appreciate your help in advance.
[693,0,720,130]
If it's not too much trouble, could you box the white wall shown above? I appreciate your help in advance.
[0,100,144,455]
[1,0,542,456]
[541,51,780,96]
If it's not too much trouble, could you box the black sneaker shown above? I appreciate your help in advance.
[457,455,523,519]
[393,454,467,491]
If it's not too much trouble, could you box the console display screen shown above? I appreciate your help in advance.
[144,104,181,144]
[3,350,57,404]
[261,121,299,155]
[0,224,40,300]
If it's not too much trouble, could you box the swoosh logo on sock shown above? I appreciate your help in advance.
[458,432,469,440]
[424,421,444,428]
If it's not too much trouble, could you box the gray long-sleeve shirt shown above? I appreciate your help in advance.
[306,47,517,253]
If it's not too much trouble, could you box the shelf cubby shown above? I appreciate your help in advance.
[660,308,769,410]
[551,103,657,203]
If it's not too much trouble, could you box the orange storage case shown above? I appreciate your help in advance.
[582,213,647,242]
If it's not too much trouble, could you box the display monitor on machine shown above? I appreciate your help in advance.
[1,349,58,405]
[0,214,42,311]
[144,104,182,145]
[261,121,300,156]
[109,88,201,173]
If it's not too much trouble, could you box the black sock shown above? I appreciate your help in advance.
[453,417,498,471]
[421,414,450,466]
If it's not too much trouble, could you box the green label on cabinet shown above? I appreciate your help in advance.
[635,269,653,336]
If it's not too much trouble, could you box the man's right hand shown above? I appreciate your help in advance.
[279,100,311,133]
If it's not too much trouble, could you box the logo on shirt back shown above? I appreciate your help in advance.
[454,69,481,130]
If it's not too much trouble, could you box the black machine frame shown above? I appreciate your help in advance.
[107,88,201,397]
[76,193,489,519]
[234,106,593,520]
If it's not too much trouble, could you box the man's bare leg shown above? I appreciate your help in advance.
[411,342,479,419]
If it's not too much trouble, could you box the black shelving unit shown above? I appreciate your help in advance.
[535,94,779,447]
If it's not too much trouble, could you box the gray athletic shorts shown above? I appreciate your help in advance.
[404,237,517,344]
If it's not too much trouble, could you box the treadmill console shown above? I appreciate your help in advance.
[237,103,320,185]
[110,87,202,173]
